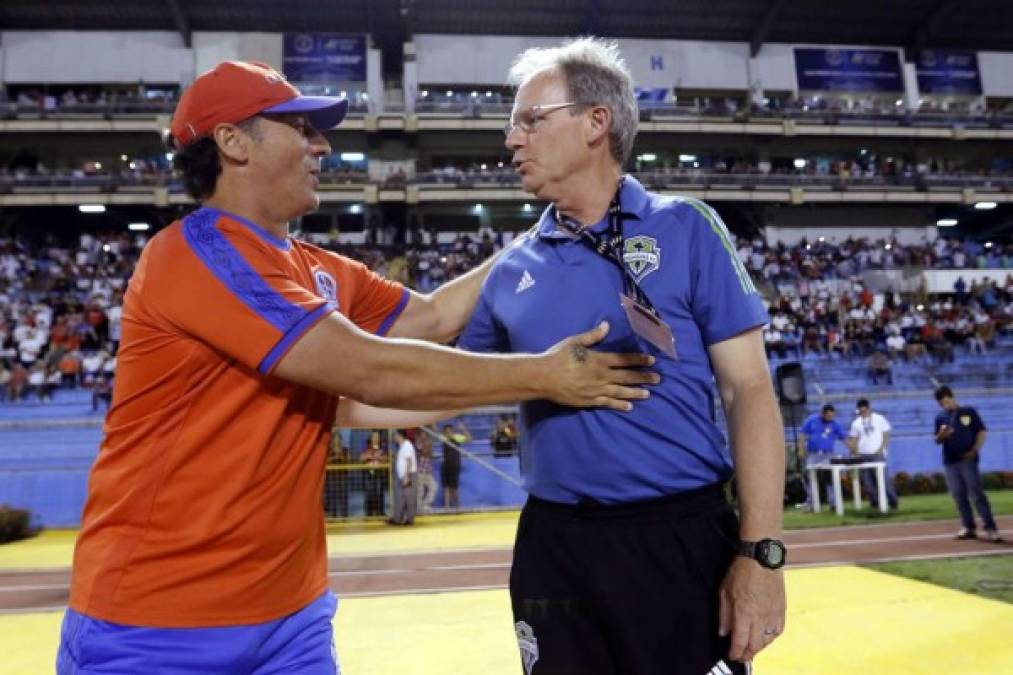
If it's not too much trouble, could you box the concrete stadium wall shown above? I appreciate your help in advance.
[0,30,287,85]
[192,32,284,80]
[978,51,1013,97]
[415,34,750,89]
[923,269,1012,294]
[2,30,1013,100]
[1,31,193,84]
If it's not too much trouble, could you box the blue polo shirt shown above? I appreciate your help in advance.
[799,414,847,454]
[458,177,768,504]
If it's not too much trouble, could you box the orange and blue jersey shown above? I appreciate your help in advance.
[68,207,407,627]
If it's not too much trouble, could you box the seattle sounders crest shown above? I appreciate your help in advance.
[622,235,661,282]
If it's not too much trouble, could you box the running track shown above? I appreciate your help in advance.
[2,517,1010,613]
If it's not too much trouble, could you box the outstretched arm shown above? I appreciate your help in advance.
[276,315,657,412]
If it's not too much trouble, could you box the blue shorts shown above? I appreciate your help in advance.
[57,590,339,674]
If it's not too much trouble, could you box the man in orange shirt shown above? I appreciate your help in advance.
[57,61,657,675]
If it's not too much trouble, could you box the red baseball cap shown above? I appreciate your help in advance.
[170,61,348,148]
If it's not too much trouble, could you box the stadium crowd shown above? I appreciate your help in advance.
[1,229,1011,403]
[741,236,1012,282]
[761,281,1011,366]
[0,232,134,403]
[744,236,1013,365]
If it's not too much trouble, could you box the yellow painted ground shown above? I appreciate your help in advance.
[0,512,522,570]
[325,510,520,557]
[3,566,1011,674]
[0,529,78,569]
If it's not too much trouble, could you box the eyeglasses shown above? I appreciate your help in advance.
[504,101,579,138]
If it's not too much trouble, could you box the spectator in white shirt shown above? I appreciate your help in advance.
[27,363,46,400]
[81,351,105,386]
[390,430,418,525]
[848,399,899,509]
[885,333,906,360]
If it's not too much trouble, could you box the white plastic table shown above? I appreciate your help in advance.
[807,461,888,516]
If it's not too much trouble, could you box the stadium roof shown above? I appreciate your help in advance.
[2,0,1012,56]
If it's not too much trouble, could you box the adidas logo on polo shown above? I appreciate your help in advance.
[515,269,535,294]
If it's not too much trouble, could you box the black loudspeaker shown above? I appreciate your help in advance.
[775,362,806,405]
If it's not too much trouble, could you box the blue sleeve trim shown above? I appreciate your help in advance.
[376,288,411,336]
[258,302,334,375]
[182,208,308,336]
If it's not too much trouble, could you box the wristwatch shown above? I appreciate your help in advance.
[738,538,787,569]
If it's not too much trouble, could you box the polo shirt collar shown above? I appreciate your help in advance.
[535,174,651,241]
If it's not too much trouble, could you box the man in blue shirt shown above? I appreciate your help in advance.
[798,404,848,509]
[933,386,1002,542]
[459,38,786,675]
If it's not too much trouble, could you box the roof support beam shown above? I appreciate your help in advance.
[750,0,786,58]
[165,0,192,48]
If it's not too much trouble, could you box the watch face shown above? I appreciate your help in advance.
[760,540,786,567]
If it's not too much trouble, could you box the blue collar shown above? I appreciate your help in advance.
[200,207,291,250]
[535,175,652,241]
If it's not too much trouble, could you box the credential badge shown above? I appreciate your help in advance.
[623,235,661,282]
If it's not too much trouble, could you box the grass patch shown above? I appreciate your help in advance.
[781,489,1013,530]
[865,555,1013,604]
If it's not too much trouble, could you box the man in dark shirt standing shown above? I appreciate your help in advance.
[440,422,470,510]
[933,386,1003,542]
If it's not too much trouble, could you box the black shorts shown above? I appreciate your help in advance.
[510,484,748,675]
[440,462,460,488]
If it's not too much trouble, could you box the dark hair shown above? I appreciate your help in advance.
[821,404,835,413]
[856,398,870,409]
[171,135,220,202]
[934,385,954,401]
[166,118,261,202]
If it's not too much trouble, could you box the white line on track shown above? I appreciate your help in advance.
[790,548,1013,568]
[429,562,511,571]
[329,546,512,561]
[783,515,1013,536]
[327,562,512,577]
[0,605,65,614]
[0,584,68,593]
[339,583,508,598]
[328,568,411,577]
[791,529,1010,549]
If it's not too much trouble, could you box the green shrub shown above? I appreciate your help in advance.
[981,472,1004,490]
[912,473,934,495]
[931,473,948,493]
[0,505,35,544]
[841,472,855,498]
[894,472,911,495]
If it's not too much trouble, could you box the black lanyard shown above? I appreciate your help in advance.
[553,178,658,316]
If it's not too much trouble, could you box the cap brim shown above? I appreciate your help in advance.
[262,96,349,130]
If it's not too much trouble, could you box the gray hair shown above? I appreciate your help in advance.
[508,37,638,165]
